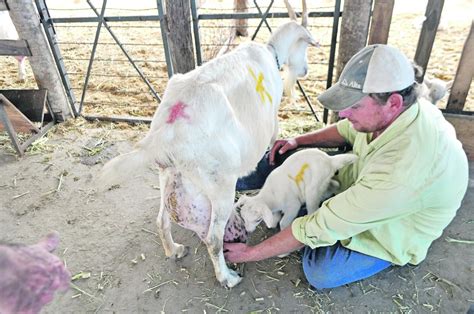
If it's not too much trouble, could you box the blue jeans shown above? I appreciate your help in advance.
[236,150,295,191]
[302,242,392,289]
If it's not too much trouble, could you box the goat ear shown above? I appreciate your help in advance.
[305,35,320,47]
[235,195,248,208]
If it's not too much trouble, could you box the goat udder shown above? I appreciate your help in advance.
[224,211,248,243]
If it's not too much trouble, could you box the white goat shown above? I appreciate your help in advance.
[0,11,26,82]
[98,0,317,288]
[420,77,453,106]
[237,149,358,233]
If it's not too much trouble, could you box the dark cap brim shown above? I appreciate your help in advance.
[317,83,366,111]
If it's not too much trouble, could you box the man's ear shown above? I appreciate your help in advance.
[387,93,404,111]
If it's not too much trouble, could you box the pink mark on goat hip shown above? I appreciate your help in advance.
[166,101,190,124]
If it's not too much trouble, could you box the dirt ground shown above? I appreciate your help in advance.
[0,120,473,313]
[1,0,473,312]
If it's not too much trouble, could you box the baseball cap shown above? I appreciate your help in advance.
[317,44,415,111]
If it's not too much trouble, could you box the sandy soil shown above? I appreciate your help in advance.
[1,0,473,312]
[0,120,473,313]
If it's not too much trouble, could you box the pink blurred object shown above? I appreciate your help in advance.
[0,231,70,314]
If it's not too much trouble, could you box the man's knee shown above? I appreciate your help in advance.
[303,262,345,289]
[302,248,344,289]
[302,245,392,290]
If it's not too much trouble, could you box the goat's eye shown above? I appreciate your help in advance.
[335,170,339,175]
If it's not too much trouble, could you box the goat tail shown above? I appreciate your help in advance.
[96,127,172,192]
[96,146,152,192]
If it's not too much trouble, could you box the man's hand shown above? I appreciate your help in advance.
[269,138,298,165]
[224,227,304,264]
[224,242,253,263]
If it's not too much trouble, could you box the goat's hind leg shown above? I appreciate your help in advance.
[204,180,242,288]
[156,169,188,259]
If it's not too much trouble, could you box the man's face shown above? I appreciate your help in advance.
[338,95,394,133]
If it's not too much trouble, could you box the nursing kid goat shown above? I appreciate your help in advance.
[99,0,318,288]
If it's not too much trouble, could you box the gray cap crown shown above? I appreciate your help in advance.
[318,44,415,111]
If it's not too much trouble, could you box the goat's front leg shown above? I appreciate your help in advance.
[205,187,242,288]
[278,202,301,230]
[156,169,188,259]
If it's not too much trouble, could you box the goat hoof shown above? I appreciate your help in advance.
[221,270,242,288]
[174,245,189,260]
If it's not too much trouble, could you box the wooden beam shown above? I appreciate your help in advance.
[0,0,8,11]
[166,0,195,74]
[336,0,372,79]
[444,113,474,160]
[0,89,48,123]
[0,39,31,56]
[414,0,444,82]
[0,94,39,134]
[234,0,248,37]
[331,0,372,123]
[368,0,394,45]
[8,0,74,121]
[446,21,474,112]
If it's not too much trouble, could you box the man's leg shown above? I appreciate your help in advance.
[302,242,391,289]
[236,149,300,191]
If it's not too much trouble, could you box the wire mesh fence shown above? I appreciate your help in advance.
[38,0,340,122]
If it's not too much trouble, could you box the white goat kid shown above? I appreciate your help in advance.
[0,11,26,82]
[420,77,453,106]
[99,0,317,288]
[237,149,358,233]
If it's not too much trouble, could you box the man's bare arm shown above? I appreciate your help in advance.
[270,124,348,164]
[224,227,304,263]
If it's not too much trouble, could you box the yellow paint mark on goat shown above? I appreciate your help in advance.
[248,66,273,105]
[288,163,310,188]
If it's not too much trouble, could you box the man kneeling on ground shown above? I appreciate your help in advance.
[225,44,469,289]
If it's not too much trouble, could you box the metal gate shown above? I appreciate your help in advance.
[38,0,342,124]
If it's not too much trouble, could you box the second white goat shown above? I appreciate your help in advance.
[0,11,26,82]
[237,149,358,232]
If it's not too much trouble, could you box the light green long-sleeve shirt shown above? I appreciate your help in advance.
[291,99,468,265]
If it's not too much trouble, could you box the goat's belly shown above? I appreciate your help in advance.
[163,171,247,243]
[163,172,210,239]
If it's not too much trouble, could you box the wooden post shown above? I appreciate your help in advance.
[0,0,7,11]
[444,114,474,160]
[330,0,372,123]
[234,0,248,37]
[336,0,372,79]
[166,0,195,74]
[446,21,473,112]
[414,0,444,82]
[7,0,74,121]
[368,0,394,45]
[0,39,31,56]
